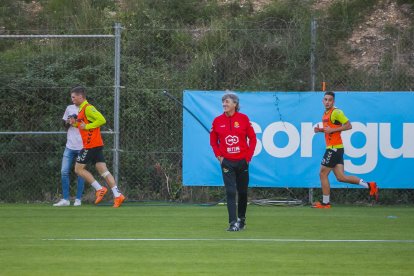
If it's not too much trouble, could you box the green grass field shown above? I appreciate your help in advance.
[1,203,414,275]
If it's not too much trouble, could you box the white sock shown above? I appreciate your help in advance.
[359,179,369,188]
[111,186,121,198]
[91,181,103,191]
[323,195,330,204]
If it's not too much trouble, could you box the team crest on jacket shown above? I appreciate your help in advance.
[234,121,240,128]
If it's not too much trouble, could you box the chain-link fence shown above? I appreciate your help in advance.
[1,19,413,204]
[0,30,117,202]
[314,17,414,91]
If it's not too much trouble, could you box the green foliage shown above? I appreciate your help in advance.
[320,0,379,44]
[397,0,414,4]
[0,39,113,131]
[258,0,311,26]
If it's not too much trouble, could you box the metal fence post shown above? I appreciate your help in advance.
[310,18,317,92]
[113,23,122,186]
[309,18,317,204]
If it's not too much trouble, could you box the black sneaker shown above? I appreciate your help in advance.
[226,222,240,232]
[237,218,246,230]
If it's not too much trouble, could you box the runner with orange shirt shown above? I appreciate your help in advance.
[69,85,125,208]
[313,91,378,208]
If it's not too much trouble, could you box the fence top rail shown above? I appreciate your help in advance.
[0,131,115,135]
[0,34,114,38]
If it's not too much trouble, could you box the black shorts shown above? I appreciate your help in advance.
[321,148,344,168]
[76,146,106,164]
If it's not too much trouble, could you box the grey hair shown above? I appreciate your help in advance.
[222,92,240,112]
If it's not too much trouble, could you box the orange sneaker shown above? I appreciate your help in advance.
[368,182,379,201]
[95,187,108,204]
[312,201,331,209]
[113,194,125,208]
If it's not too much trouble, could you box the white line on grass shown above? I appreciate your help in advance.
[42,238,414,243]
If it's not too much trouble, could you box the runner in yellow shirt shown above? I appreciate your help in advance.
[312,91,379,208]
[70,85,125,208]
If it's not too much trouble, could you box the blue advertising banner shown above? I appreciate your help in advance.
[183,91,414,189]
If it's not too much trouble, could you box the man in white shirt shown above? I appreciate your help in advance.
[53,104,85,206]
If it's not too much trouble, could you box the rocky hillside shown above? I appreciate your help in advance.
[315,0,414,76]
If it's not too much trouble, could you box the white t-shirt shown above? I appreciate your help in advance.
[62,105,83,150]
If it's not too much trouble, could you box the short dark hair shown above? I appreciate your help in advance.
[324,91,335,98]
[71,85,86,97]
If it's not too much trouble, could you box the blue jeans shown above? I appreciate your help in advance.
[61,147,85,200]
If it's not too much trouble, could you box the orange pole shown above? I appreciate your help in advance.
[322,82,326,92]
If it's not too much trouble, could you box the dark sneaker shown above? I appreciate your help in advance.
[368,182,379,201]
[226,222,240,232]
[237,218,246,230]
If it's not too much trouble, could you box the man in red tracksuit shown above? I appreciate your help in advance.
[210,92,257,231]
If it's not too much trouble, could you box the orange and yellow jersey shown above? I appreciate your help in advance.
[322,107,349,149]
[76,100,106,149]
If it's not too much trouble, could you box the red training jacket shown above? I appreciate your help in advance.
[210,111,257,162]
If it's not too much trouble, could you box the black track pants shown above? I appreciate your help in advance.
[221,158,249,224]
